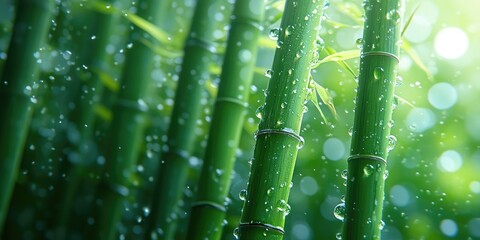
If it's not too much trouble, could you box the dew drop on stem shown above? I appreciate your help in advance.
[277,199,291,216]
[239,189,247,201]
[356,38,363,49]
[341,169,348,179]
[363,164,375,176]
[334,203,346,221]
[373,67,384,80]
[269,28,279,40]
[387,135,397,152]
[233,227,240,239]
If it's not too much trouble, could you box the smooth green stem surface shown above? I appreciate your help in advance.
[185,0,265,239]
[95,1,169,239]
[145,0,229,239]
[0,0,54,234]
[343,0,403,239]
[238,0,325,239]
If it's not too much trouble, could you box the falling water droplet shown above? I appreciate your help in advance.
[387,135,397,152]
[239,189,247,201]
[373,67,384,80]
[334,203,346,221]
[363,164,375,176]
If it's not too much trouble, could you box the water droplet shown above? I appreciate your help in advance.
[348,127,353,136]
[386,10,401,24]
[255,105,264,119]
[334,203,346,221]
[233,227,240,239]
[340,195,345,202]
[285,25,294,36]
[341,169,348,179]
[356,38,363,49]
[379,220,385,230]
[384,170,389,180]
[316,37,325,53]
[267,187,274,196]
[264,69,273,78]
[388,119,394,128]
[336,232,342,239]
[395,75,403,86]
[323,0,331,9]
[269,28,280,40]
[373,67,384,80]
[277,200,291,216]
[363,164,375,176]
[239,189,247,201]
[387,135,397,152]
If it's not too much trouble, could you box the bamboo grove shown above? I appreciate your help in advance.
[1,0,477,239]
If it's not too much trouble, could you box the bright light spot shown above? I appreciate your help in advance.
[405,15,432,43]
[437,150,463,173]
[292,223,311,240]
[323,138,345,161]
[428,83,457,110]
[440,219,458,237]
[300,176,319,196]
[469,218,480,237]
[405,108,436,133]
[389,185,410,207]
[434,27,469,59]
[470,181,480,194]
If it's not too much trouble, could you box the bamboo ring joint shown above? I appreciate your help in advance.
[238,222,285,234]
[348,154,386,164]
[362,51,399,63]
[191,201,226,212]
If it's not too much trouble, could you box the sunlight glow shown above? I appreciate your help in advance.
[434,27,469,60]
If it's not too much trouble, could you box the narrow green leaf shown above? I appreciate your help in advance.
[401,4,421,37]
[139,38,183,58]
[93,104,113,122]
[86,1,116,14]
[313,81,338,119]
[313,49,360,68]
[334,2,364,24]
[94,69,119,92]
[395,94,415,108]
[323,47,358,77]
[258,36,276,49]
[307,78,329,124]
[124,12,171,44]
[401,39,432,79]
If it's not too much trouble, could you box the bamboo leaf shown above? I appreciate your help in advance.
[307,78,329,124]
[94,69,119,93]
[123,12,171,45]
[313,81,338,119]
[138,38,183,58]
[395,94,415,108]
[322,47,358,77]
[313,49,360,68]
[258,36,276,49]
[401,4,421,37]
[334,2,364,24]
[401,39,432,80]
[93,104,113,122]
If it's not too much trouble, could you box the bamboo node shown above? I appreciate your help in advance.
[238,222,285,234]
[191,201,226,212]
[362,51,399,62]
[186,36,217,54]
[216,97,248,108]
[348,154,386,164]
[255,128,305,147]
[230,15,263,31]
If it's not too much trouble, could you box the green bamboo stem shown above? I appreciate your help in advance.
[185,0,265,239]
[94,1,170,239]
[342,0,403,239]
[237,0,325,239]
[0,0,55,234]
[54,2,118,237]
[145,0,229,239]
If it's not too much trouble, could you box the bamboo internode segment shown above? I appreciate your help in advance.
[348,154,387,164]
[239,222,285,234]
[362,51,400,62]
[190,201,227,212]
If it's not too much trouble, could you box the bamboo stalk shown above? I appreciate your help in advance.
[342,0,403,239]
[145,0,230,239]
[0,0,55,234]
[185,0,265,239]
[237,0,325,239]
[94,1,170,239]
